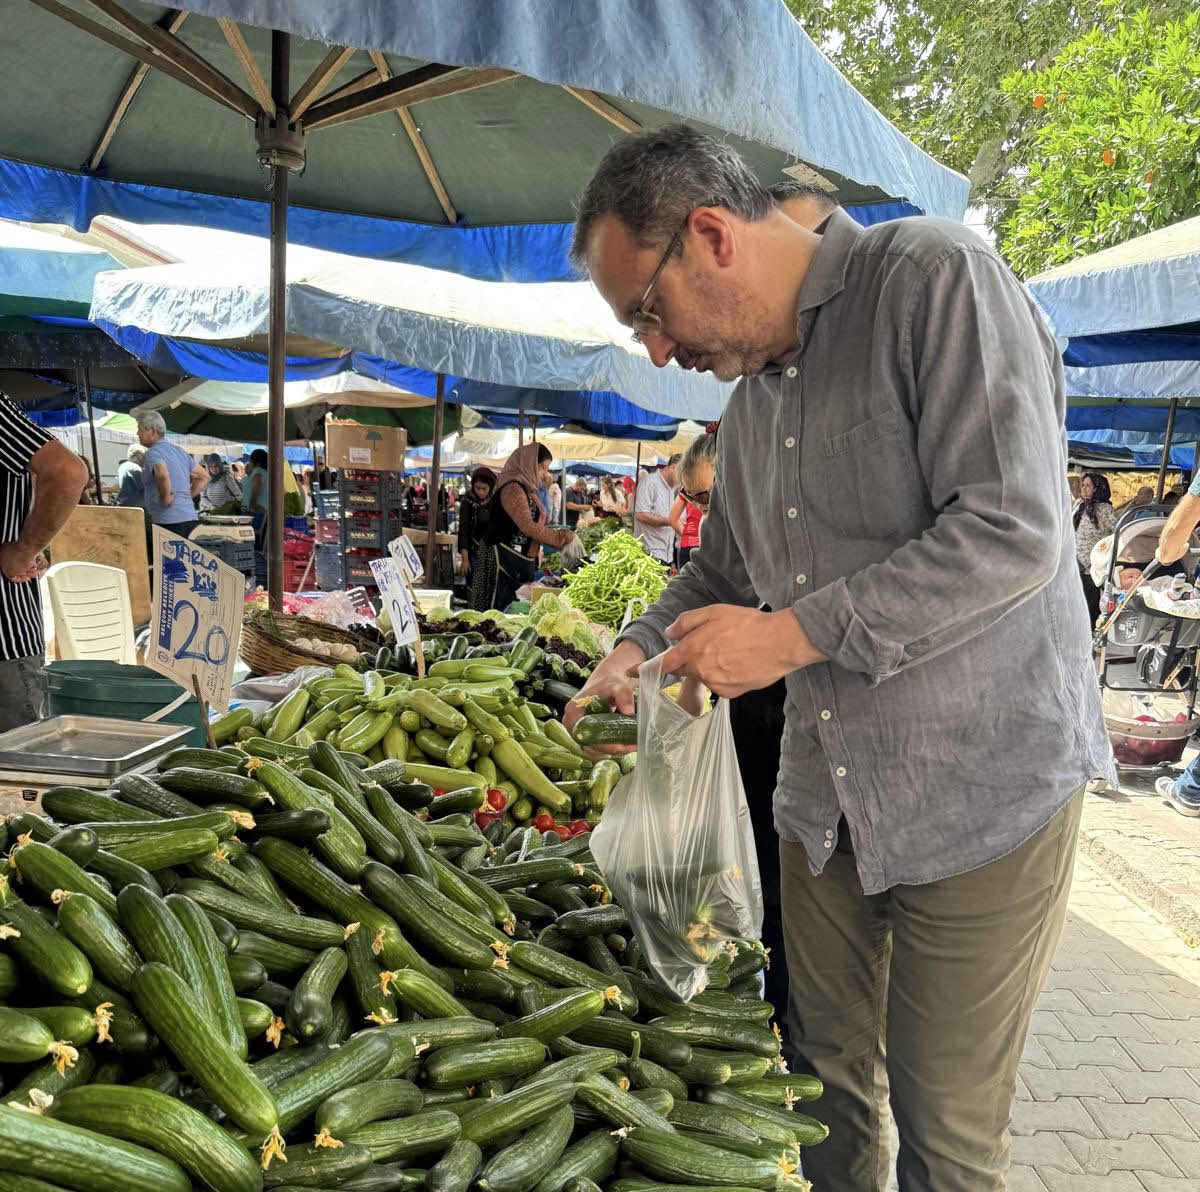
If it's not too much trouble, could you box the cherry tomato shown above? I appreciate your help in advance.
[533,813,555,833]
[568,819,590,836]
[474,810,500,829]
[433,788,446,798]
[553,825,573,841]
[487,788,507,811]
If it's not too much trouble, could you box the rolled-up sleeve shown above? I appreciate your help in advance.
[793,246,1068,684]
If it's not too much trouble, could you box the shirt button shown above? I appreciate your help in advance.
[825,829,835,840]
[823,840,833,849]
[819,709,832,721]
[787,507,797,519]
[796,574,807,586]
[835,766,847,777]
[785,366,798,379]
[784,436,796,448]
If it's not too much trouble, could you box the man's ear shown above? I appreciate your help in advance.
[689,208,737,269]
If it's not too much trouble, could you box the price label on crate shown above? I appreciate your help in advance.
[388,533,424,583]
[148,527,242,713]
[369,556,418,646]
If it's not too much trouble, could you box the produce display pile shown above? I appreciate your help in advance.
[0,728,827,1190]
[561,535,669,632]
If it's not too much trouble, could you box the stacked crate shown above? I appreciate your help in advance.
[337,473,404,592]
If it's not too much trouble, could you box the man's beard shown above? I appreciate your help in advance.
[674,282,776,381]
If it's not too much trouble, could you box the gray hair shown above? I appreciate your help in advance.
[125,444,146,463]
[135,410,166,435]
[570,125,773,271]
[678,430,718,492]
[767,180,839,214]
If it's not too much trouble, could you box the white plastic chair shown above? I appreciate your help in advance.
[44,561,136,664]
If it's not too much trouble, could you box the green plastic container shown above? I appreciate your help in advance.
[44,661,206,747]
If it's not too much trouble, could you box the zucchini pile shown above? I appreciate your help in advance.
[0,739,825,1191]
[214,640,624,830]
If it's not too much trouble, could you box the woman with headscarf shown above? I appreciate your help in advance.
[471,443,575,611]
[1073,471,1116,625]
[457,466,496,585]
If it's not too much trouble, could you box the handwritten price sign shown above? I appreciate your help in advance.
[388,533,424,583]
[370,557,419,647]
[149,527,242,713]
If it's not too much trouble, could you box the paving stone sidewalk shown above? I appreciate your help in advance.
[1009,856,1200,1190]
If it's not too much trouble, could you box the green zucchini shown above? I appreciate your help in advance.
[130,962,279,1134]
[260,1141,372,1187]
[571,713,638,747]
[51,1084,263,1192]
[0,1102,190,1192]
[286,946,348,1041]
[426,1138,483,1192]
[423,1037,546,1088]
[211,706,254,743]
[345,1110,462,1164]
[40,786,157,823]
[477,1104,574,1192]
[314,1079,423,1140]
[0,876,92,995]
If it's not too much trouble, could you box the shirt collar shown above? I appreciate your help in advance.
[794,207,862,316]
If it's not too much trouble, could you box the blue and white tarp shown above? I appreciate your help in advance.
[0,221,120,312]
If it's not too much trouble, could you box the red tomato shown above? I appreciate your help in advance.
[533,813,555,833]
[487,788,507,811]
[554,825,573,841]
[433,788,446,798]
[568,819,590,836]
[475,810,500,829]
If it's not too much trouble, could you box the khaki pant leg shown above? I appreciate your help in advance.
[779,838,893,1192]
[887,792,1083,1192]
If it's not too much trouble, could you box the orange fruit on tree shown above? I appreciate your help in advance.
[1032,94,1047,108]
[1101,148,1116,165]
[1057,92,1068,103]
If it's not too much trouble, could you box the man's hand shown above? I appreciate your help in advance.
[660,605,824,698]
[562,639,647,755]
[1157,534,1192,566]
[0,543,44,583]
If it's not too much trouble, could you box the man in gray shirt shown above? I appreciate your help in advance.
[567,126,1112,1192]
[633,454,680,564]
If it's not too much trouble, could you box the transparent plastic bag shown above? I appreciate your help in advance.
[590,652,763,1001]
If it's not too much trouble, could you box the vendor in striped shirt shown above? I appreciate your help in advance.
[0,394,89,733]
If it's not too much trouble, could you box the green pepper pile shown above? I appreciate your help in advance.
[562,533,669,631]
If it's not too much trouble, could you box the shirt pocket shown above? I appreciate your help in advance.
[819,409,925,540]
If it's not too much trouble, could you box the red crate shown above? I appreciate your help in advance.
[315,518,340,543]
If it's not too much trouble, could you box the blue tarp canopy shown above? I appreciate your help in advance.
[0,1,967,286]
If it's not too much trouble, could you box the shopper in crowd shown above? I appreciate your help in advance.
[598,475,628,519]
[1073,471,1116,625]
[471,443,574,612]
[566,125,1110,1192]
[75,454,98,505]
[564,476,593,529]
[136,410,202,548]
[669,437,712,568]
[633,453,680,564]
[198,453,243,515]
[116,444,146,508]
[0,395,89,733]
[241,448,269,546]
[457,466,496,584]
[231,460,246,482]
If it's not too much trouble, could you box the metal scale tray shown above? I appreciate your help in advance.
[0,715,190,779]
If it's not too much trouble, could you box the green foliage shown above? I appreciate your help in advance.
[997,8,1200,276]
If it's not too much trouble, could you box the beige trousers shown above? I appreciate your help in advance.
[779,791,1083,1192]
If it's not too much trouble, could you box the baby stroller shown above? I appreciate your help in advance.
[1091,504,1200,786]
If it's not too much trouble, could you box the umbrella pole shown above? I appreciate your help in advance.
[517,410,525,447]
[423,373,446,583]
[79,368,103,506]
[266,30,290,610]
[633,442,642,521]
[1155,398,1179,503]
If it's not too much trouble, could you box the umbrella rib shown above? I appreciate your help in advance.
[79,0,260,119]
[369,50,457,225]
[562,87,641,133]
[216,18,275,117]
[303,63,517,132]
[86,7,188,172]
[309,66,380,109]
[29,0,244,115]
[290,44,355,121]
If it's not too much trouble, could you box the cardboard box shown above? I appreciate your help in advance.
[325,420,407,472]
[529,583,561,604]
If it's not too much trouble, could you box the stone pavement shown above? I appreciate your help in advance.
[1007,855,1200,1190]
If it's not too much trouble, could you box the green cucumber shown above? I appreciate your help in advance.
[735,1071,824,1104]
[261,1141,372,1187]
[344,920,398,1024]
[116,773,205,818]
[0,876,92,995]
[269,1029,393,1136]
[475,857,580,890]
[498,989,604,1042]
[574,1072,675,1132]
[50,1084,262,1192]
[231,852,294,913]
[238,997,275,1036]
[424,1037,546,1088]
[363,786,436,884]
[345,1110,462,1163]
[698,1085,829,1147]
[16,1005,96,1047]
[531,1129,620,1192]
[667,1100,765,1146]
[556,904,627,937]
[426,1139,483,1192]
[458,1080,576,1147]
[314,1079,423,1141]
[0,1006,74,1065]
[40,786,156,823]
[381,968,469,1020]
[7,1046,96,1106]
[86,847,163,896]
[618,1127,791,1189]
[509,942,637,1013]
[0,953,17,999]
[286,946,348,1040]
[158,744,243,770]
[652,1014,781,1059]
[571,713,637,747]
[158,767,269,808]
[174,879,346,948]
[241,808,332,842]
[377,1016,498,1053]
[234,931,315,979]
[0,1102,190,1192]
[117,883,213,1014]
[112,827,220,870]
[54,892,140,990]
[10,840,117,915]
[477,1104,574,1192]
[44,825,99,867]
[82,812,240,847]
[299,767,407,869]
[130,961,278,1134]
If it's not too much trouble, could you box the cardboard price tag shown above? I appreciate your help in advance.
[388,533,424,583]
[148,527,242,713]
[369,557,419,646]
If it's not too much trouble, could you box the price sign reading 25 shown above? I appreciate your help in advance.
[370,558,419,646]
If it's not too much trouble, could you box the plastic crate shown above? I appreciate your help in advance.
[284,514,310,534]
[315,518,340,543]
[314,544,342,591]
[283,557,314,592]
[343,552,382,588]
[192,536,254,575]
[340,479,384,511]
[342,514,384,551]
[313,488,341,518]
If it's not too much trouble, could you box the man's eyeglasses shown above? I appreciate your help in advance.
[630,215,689,344]
[680,487,710,507]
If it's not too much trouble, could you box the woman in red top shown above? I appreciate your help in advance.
[669,430,716,569]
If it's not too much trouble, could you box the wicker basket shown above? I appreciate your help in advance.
[239,608,376,676]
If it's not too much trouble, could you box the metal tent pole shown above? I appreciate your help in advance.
[632,442,642,521]
[264,30,291,609]
[517,410,525,448]
[424,372,446,582]
[79,368,103,505]
[1155,398,1179,503]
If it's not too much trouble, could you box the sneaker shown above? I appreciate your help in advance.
[1156,775,1200,817]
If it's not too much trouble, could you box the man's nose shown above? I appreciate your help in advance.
[642,332,676,369]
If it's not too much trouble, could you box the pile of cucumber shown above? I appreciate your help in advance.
[214,641,628,829]
[0,738,825,1191]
